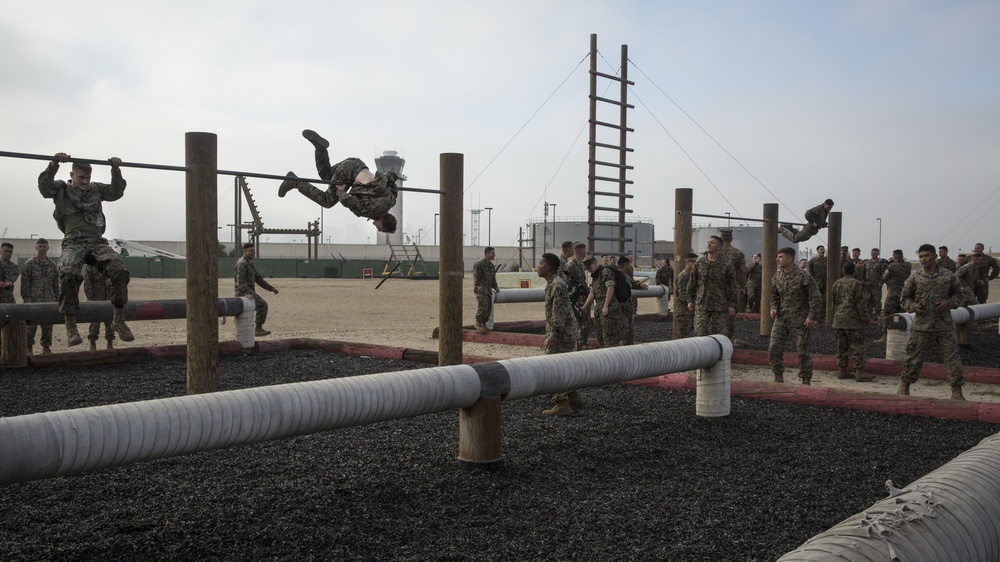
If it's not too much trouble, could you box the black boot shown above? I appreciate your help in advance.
[302,129,329,149]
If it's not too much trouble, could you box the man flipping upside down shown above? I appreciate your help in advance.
[278,129,398,233]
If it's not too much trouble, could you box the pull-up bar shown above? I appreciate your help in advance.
[692,212,808,227]
[0,150,441,194]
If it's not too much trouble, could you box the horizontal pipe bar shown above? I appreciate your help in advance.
[589,70,636,85]
[0,338,731,485]
[590,190,635,199]
[589,205,634,213]
[589,175,635,185]
[590,160,635,170]
[889,303,1000,331]
[589,120,635,132]
[0,298,248,325]
[691,213,766,223]
[590,141,634,152]
[494,286,665,304]
[588,95,635,109]
[588,222,633,228]
[589,236,635,242]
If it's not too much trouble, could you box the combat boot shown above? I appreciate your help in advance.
[27,345,33,356]
[65,316,83,347]
[476,322,490,335]
[837,368,853,380]
[106,340,115,350]
[42,346,52,355]
[855,369,876,382]
[255,324,271,337]
[112,308,135,342]
[800,377,812,386]
[542,401,574,416]
[773,372,784,383]
[302,129,330,149]
[88,340,97,351]
[873,336,887,345]
[568,390,584,409]
[897,381,910,395]
[278,171,303,198]
[951,386,965,401]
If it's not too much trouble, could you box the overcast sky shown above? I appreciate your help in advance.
[2,1,998,255]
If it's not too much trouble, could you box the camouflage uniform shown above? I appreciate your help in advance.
[622,271,645,345]
[559,257,591,347]
[718,245,746,339]
[769,267,822,382]
[38,161,131,316]
[655,262,673,289]
[807,254,828,318]
[20,256,59,347]
[545,275,580,404]
[590,266,627,347]
[472,258,498,327]
[879,261,912,339]
[831,276,869,372]
[686,255,738,338]
[955,262,980,306]
[745,260,762,313]
[673,268,695,339]
[973,254,1000,304]
[778,203,830,243]
[235,256,275,326]
[863,258,887,317]
[936,255,957,273]
[852,258,866,283]
[899,269,963,388]
[0,260,18,304]
[83,264,115,346]
[293,156,370,208]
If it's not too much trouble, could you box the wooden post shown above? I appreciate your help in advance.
[673,188,693,339]
[760,203,778,336]
[825,212,842,326]
[0,321,28,368]
[439,153,464,368]
[185,132,219,394]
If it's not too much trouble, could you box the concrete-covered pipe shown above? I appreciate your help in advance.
[0,298,248,325]
[492,286,666,305]
[0,337,731,486]
[887,304,1000,360]
[234,297,255,349]
[778,432,1000,561]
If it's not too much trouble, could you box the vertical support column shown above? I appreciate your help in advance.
[761,203,778,336]
[825,212,842,326]
[439,153,464,368]
[617,43,628,256]
[185,132,219,395]
[0,321,28,368]
[673,188,693,339]
[587,33,597,255]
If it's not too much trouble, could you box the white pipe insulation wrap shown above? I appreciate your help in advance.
[777,432,1000,562]
[501,336,731,400]
[492,285,667,304]
[234,297,255,349]
[0,365,483,486]
[890,302,1000,331]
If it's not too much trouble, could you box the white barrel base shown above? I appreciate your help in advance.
[886,328,909,361]
[696,358,731,417]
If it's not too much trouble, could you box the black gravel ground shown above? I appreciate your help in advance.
[1,349,997,561]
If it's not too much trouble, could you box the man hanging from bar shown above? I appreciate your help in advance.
[777,199,834,243]
[278,130,398,234]
[38,153,134,346]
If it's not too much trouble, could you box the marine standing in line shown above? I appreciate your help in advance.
[718,228,748,345]
[0,242,19,304]
[581,256,627,348]
[745,253,762,313]
[472,246,500,335]
[20,238,60,354]
[235,243,279,337]
[863,248,888,318]
[936,246,956,273]
[778,199,834,243]
[769,247,823,385]
[559,242,590,349]
[898,244,964,400]
[83,264,115,351]
[673,254,698,339]
[619,256,647,345]
[971,242,999,304]
[874,249,910,345]
[955,253,982,307]
[686,235,738,339]
[850,248,866,284]
[807,245,828,319]
[831,261,874,382]
[38,153,134,346]
[538,253,582,416]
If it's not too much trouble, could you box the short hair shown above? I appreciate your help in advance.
[0,242,12,250]
[35,238,49,245]
[816,245,825,251]
[72,161,92,174]
[380,213,398,234]
[824,198,835,206]
[573,242,586,251]
[840,246,848,251]
[709,235,723,244]
[871,248,880,253]
[685,253,698,261]
[617,256,631,266]
[842,261,856,275]
[778,247,796,258]
[243,243,255,250]
[541,253,561,271]
[892,249,904,257]
[852,247,861,253]
[561,241,573,251]
[484,246,495,254]
[917,244,936,255]
[939,246,948,252]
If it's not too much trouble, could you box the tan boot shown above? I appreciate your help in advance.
[476,322,489,335]
[112,308,135,342]
[898,381,910,395]
[42,346,52,355]
[951,386,965,401]
[873,336,887,345]
[88,340,97,351]
[837,368,853,380]
[801,377,812,386]
[278,171,302,197]
[568,390,584,409]
[106,340,115,350]
[543,401,574,416]
[855,369,876,382]
[65,316,83,347]
[255,324,271,337]
[773,372,784,383]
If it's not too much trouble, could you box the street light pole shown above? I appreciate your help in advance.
[418,228,423,245]
[876,217,882,252]
[434,213,439,246]
[550,203,556,249]
[485,207,493,247]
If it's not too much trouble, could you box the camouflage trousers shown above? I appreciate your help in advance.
[475,290,493,325]
[547,340,576,403]
[674,312,695,339]
[900,329,963,386]
[745,283,761,313]
[575,307,593,348]
[27,322,53,347]
[976,282,989,305]
[0,289,13,304]
[769,319,813,379]
[694,309,729,338]
[835,328,864,370]
[623,302,636,345]
[864,285,882,317]
[779,224,819,243]
[84,287,114,342]
[879,294,902,337]
[58,237,130,316]
[294,155,368,208]
[594,307,628,348]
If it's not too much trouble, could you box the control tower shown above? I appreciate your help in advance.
[374,150,405,245]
